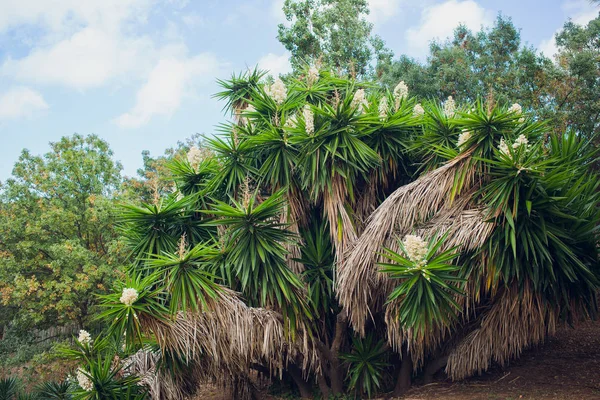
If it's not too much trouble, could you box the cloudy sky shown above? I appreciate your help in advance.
[0,0,598,180]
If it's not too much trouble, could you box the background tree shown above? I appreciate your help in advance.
[381,16,556,112]
[0,134,125,330]
[277,0,392,76]
[549,14,600,140]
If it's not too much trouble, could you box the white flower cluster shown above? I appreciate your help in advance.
[413,103,425,117]
[394,81,408,110]
[284,114,297,128]
[242,104,255,126]
[499,134,530,157]
[268,78,287,105]
[403,235,429,266]
[509,103,525,122]
[457,130,472,149]
[499,138,510,156]
[307,66,319,85]
[77,368,93,391]
[512,134,529,149]
[444,96,456,117]
[78,329,92,346]
[187,146,202,169]
[351,89,367,113]
[120,288,139,307]
[378,96,388,119]
[303,105,314,135]
[508,103,522,114]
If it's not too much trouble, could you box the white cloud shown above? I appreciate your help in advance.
[0,0,152,34]
[539,0,599,58]
[2,28,153,90]
[1,0,223,124]
[114,53,220,129]
[406,0,493,57]
[0,87,48,120]
[367,0,403,23]
[0,0,158,90]
[257,53,292,77]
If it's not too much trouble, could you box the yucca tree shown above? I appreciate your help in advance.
[90,67,600,400]
[340,98,600,394]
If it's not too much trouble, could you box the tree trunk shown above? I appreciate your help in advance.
[329,313,347,394]
[392,347,413,397]
[423,355,448,384]
[317,373,330,398]
[288,364,312,399]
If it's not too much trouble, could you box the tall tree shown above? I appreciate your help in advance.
[550,13,600,139]
[381,16,556,111]
[0,134,125,329]
[277,0,392,76]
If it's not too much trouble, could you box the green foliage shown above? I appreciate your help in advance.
[298,220,335,319]
[481,132,600,314]
[72,357,146,400]
[340,334,389,398]
[146,244,223,314]
[552,14,600,140]
[380,234,465,334]
[34,381,73,400]
[0,134,125,329]
[208,190,311,329]
[98,273,168,348]
[277,0,391,76]
[0,378,19,400]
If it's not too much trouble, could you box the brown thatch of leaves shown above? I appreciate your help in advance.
[125,348,185,400]
[142,288,318,391]
[283,186,310,274]
[324,174,358,266]
[445,283,557,380]
[337,151,476,335]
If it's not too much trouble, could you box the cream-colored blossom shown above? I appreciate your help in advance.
[512,134,529,149]
[393,81,408,110]
[499,138,510,156]
[509,103,525,122]
[402,235,429,265]
[187,146,202,169]
[508,103,522,114]
[77,368,93,391]
[242,104,255,126]
[269,78,287,105]
[284,114,297,128]
[351,89,367,113]
[78,330,92,346]
[378,96,389,119]
[457,130,472,149]
[307,66,319,85]
[413,103,425,117]
[443,96,456,117]
[120,288,138,307]
[303,105,314,135]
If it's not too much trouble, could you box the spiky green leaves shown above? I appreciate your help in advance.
[480,133,600,312]
[146,243,223,315]
[98,273,168,348]
[208,190,311,330]
[380,234,465,334]
[340,334,390,399]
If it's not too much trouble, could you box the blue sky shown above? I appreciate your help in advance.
[0,0,598,180]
